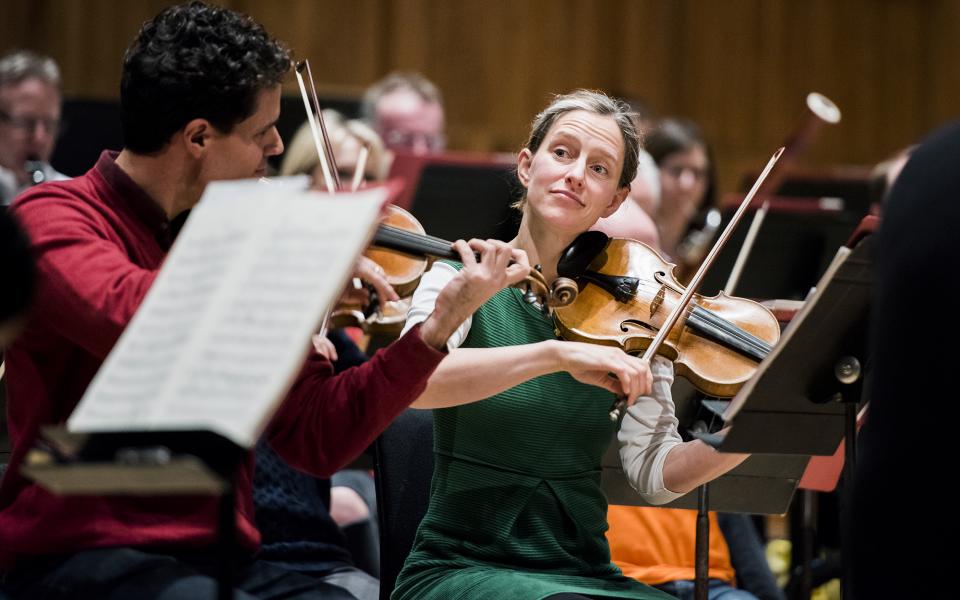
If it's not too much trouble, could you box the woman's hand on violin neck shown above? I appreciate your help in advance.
[556,341,652,402]
[420,239,529,350]
[436,238,530,322]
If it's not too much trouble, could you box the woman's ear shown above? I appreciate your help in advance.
[601,185,630,219]
[517,148,533,187]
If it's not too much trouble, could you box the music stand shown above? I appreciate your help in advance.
[23,428,245,600]
[717,231,874,600]
[719,234,873,456]
[603,406,809,600]
[698,195,864,301]
[604,450,809,512]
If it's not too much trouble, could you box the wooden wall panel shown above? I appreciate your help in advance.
[2,0,958,196]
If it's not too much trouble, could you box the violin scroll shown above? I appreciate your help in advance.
[517,265,577,313]
[549,277,578,308]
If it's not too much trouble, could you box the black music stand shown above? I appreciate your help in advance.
[407,161,521,243]
[22,428,246,600]
[719,234,873,456]
[718,233,874,600]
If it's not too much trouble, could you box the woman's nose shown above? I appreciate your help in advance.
[678,169,698,189]
[566,158,586,187]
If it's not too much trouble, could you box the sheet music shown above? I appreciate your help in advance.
[68,179,387,448]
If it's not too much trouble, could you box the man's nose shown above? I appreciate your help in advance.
[265,126,284,156]
[411,136,430,155]
[30,121,56,144]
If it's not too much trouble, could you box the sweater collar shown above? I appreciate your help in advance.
[93,150,173,249]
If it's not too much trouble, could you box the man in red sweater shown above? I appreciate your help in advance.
[0,3,529,598]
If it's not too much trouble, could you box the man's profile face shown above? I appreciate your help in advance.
[375,89,445,155]
[200,84,284,184]
[0,77,61,183]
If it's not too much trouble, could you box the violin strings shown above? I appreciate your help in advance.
[690,305,772,356]
[687,312,769,361]
[380,225,452,248]
[578,278,771,361]
[376,225,454,257]
[378,224,454,250]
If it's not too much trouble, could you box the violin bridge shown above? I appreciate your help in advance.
[650,286,665,318]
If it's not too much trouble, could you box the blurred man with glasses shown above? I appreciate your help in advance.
[0,50,68,206]
[361,72,446,155]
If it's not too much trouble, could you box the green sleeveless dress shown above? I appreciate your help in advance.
[392,284,672,600]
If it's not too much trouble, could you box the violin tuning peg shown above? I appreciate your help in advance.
[523,288,537,305]
[609,399,626,421]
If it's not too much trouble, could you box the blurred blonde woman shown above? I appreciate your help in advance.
[280,108,391,185]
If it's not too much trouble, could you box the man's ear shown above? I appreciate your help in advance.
[601,185,630,219]
[182,119,211,157]
[517,148,533,187]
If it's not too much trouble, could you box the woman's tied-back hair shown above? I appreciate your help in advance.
[120,1,291,154]
[525,90,640,191]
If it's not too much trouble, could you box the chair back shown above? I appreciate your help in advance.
[372,408,435,599]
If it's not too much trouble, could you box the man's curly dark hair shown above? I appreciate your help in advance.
[120,1,291,154]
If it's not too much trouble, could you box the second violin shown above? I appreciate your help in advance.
[332,204,579,335]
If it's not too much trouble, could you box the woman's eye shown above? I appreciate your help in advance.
[553,148,569,158]
[592,164,609,175]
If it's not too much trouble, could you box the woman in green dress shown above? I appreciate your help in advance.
[394,90,748,600]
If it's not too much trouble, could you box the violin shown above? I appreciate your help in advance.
[553,232,779,398]
[332,204,578,334]
[556,147,786,419]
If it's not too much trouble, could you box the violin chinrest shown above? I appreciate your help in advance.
[557,231,609,278]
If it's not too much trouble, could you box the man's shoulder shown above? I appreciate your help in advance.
[9,172,109,233]
[11,170,100,210]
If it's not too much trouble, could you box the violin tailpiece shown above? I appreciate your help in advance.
[580,271,639,303]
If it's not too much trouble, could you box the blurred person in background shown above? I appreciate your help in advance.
[645,118,717,269]
[361,72,445,155]
[281,108,391,184]
[0,50,68,206]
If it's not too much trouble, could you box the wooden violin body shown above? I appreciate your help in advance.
[330,205,424,335]
[554,232,780,398]
[364,205,429,298]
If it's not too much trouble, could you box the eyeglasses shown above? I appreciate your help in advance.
[0,109,61,135]
[663,164,709,183]
[383,129,446,152]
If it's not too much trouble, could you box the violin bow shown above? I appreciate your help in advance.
[610,146,786,421]
[294,60,340,192]
[351,143,370,192]
[723,199,770,295]
[295,59,345,340]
